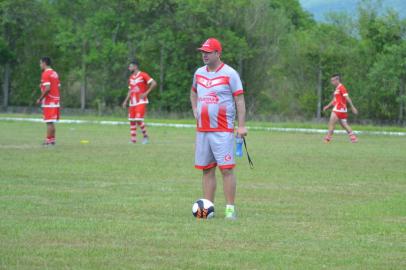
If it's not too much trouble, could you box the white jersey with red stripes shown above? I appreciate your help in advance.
[192,63,244,132]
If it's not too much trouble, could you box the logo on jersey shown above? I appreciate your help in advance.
[198,92,219,104]
[130,77,144,85]
[129,76,144,92]
[50,71,59,79]
[196,75,229,88]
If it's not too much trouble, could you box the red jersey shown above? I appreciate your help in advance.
[40,68,60,108]
[128,71,153,106]
[333,83,349,113]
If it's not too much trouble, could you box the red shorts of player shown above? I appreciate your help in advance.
[128,104,146,121]
[333,111,348,120]
[43,107,60,123]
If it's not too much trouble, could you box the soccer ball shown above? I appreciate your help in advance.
[192,199,214,219]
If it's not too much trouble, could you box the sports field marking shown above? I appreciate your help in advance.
[0,116,405,136]
[0,144,37,149]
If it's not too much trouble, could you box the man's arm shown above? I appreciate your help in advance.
[122,91,131,108]
[140,80,157,99]
[234,94,247,137]
[345,96,358,114]
[323,99,334,111]
[37,85,50,104]
[190,89,198,119]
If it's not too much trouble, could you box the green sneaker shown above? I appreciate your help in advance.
[225,206,237,220]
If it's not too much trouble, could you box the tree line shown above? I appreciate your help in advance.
[1,0,405,123]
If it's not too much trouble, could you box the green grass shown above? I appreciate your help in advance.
[0,119,405,269]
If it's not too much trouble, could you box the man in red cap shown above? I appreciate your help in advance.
[190,38,247,220]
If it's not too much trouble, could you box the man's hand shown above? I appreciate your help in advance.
[236,126,247,137]
[323,105,329,112]
[140,93,148,99]
[352,107,358,115]
[122,102,127,109]
[36,98,41,105]
[190,89,198,120]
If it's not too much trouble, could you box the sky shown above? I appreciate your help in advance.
[299,0,406,21]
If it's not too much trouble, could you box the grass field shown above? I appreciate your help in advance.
[0,117,405,269]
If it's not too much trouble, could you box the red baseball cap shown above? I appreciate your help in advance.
[198,38,222,54]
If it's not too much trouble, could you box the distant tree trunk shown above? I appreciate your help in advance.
[399,74,405,123]
[159,46,164,95]
[316,66,322,120]
[112,24,120,44]
[80,61,87,111]
[128,39,136,60]
[2,62,11,109]
[80,41,87,111]
[238,57,243,78]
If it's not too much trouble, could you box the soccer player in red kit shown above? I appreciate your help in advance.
[122,60,157,144]
[323,74,358,143]
[36,57,61,146]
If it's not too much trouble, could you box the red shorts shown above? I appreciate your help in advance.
[333,111,348,120]
[43,107,60,123]
[128,104,146,121]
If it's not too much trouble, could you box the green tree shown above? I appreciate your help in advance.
[0,0,56,108]
[368,42,406,122]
